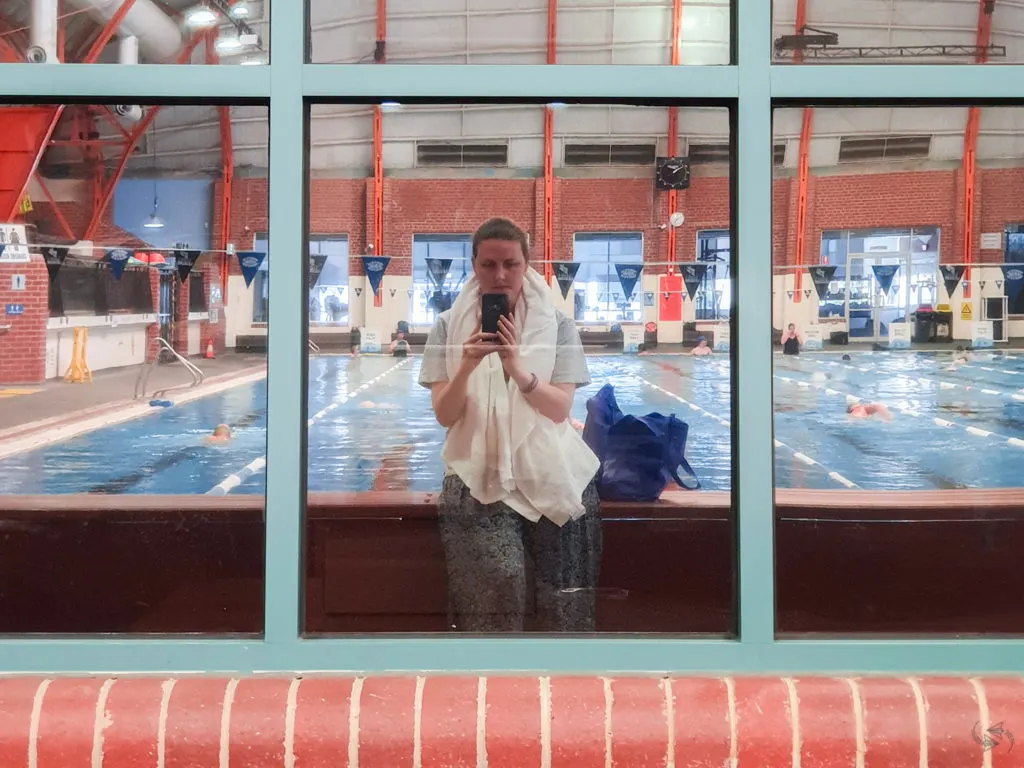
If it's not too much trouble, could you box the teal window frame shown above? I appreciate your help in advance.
[3,0,1023,674]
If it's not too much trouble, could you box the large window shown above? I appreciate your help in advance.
[1006,229,1024,316]
[695,229,732,320]
[252,232,270,323]
[411,234,472,325]
[309,235,349,324]
[572,232,643,323]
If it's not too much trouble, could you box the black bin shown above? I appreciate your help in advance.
[912,311,936,343]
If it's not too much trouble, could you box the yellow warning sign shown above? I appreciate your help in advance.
[17,195,32,215]
[960,302,972,320]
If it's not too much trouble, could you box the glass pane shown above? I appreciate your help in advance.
[0,2,267,65]
[310,0,730,65]
[772,0,1015,65]
[0,101,269,634]
[304,102,735,635]
[773,106,1024,635]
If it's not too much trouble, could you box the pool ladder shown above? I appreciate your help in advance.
[134,338,206,400]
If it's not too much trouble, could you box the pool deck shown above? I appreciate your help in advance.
[0,353,267,435]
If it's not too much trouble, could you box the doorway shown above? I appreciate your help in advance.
[157,268,178,361]
[847,254,908,340]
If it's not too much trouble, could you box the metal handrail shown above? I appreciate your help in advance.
[308,339,320,356]
[134,338,205,400]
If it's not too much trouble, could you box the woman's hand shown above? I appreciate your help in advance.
[457,329,498,377]
[496,315,524,380]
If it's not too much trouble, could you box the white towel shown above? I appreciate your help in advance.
[441,268,599,526]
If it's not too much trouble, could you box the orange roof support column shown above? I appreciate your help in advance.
[665,0,681,273]
[792,0,812,303]
[371,0,386,306]
[542,0,557,285]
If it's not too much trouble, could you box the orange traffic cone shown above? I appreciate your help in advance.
[205,340,215,359]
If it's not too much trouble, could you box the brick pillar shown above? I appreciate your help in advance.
[0,255,47,384]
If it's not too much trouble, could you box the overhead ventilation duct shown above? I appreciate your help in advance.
[63,0,185,63]
[28,0,59,63]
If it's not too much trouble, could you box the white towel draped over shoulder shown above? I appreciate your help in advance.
[441,268,599,526]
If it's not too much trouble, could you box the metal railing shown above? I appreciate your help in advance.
[308,339,320,355]
[134,338,205,400]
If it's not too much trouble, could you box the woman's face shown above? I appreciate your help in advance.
[473,239,527,304]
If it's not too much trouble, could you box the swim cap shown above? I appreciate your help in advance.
[698,335,707,342]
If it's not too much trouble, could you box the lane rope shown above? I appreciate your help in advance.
[206,359,411,495]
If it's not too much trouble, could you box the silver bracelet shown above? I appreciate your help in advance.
[519,372,539,394]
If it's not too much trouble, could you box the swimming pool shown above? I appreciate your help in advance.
[0,351,1020,495]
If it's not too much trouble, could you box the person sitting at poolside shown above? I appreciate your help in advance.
[350,325,361,357]
[206,424,231,444]
[846,402,892,421]
[690,336,712,356]
[390,330,410,358]
[781,323,802,355]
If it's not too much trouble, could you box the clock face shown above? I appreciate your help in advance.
[656,157,690,189]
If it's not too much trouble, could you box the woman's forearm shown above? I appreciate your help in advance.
[512,370,573,423]
[431,367,472,428]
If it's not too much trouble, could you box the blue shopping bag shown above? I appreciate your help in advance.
[582,384,700,501]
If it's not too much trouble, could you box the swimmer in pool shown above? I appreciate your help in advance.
[206,424,231,444]
[846,402,892,421]
[358,400,399,410]
[690,336,712,356]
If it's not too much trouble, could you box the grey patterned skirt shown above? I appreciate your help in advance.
[437,473,602,633]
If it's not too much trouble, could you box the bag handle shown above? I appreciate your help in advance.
[665,415,701,491]
[670,456,701,491]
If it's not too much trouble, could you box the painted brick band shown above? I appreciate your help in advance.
[0,675,1021,767]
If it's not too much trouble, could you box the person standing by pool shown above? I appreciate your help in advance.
[782,323,802,355]
[419,217,602,633]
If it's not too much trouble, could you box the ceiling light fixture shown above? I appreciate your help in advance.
[214,34,243,53]
[185,4,218,28]
[229,1,250,18]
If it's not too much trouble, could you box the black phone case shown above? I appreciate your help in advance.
[481,293,509,335]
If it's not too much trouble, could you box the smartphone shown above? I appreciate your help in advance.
[481,293,509,337]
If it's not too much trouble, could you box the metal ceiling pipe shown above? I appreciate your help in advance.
[28,0,59,63]
[63,0,185,62]
[118,34,139,64]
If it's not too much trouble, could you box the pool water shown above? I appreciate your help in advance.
[0,352,1021,495]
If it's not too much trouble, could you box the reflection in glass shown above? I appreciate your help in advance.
[773,106,1024,635]
[304,104,734,635]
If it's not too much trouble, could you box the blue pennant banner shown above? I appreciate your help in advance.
[552,261,581,300]
[680,262,709,300]
[174,249,201,284]
[939,265,965,299]
[362,256,391,296]
[43,246,68,283]
[614,263,643,301]
[106,248,133,280]
[872,263,900,295]
[309,253,328,287]
[236,251,266,288]
[1003,264,1024,304]
[807,265,838,301]
[425,257,453,287]
[0,244,4,259]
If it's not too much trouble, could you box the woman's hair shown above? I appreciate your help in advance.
[472,217,530,262]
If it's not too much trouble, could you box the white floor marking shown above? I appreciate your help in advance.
[476,677,488,768]
[539,677,552,768]
[783,678,801,768]
[283,678,301,768]
[968,678,992,768]
[662,678,675,768]
[905,677,928,768]
[219,678,239,768]
[602,677,613,768]
[843,678,866,768]
[156,679,176,768]
[723,677,738,768]
[91,678,115,768]
[348,678,364,768]
[413,676,425,768]
[27,679,51,768]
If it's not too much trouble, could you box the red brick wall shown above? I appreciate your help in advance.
[0,255,48,385]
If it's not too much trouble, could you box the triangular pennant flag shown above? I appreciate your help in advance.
[175,249,201,283]
[871,263,899,295]
[355,287,362,297]
[43,246,68,283]
[804,289,811,299]
[979,280,986,290]
[552,261,581,299]
[1002,264,1024,304]
[787,290,794,299]
[996,280,1003,290]
[425,257,453,287]
[236,251,266,288]
[106,248,133,280]
[614,263,642,300]
[389,288,396,297]
[407,288,414,297]
[0,244,4,259]
[308,253,328,287]
[807,265,838,301]
[680,263,709,300]
[361,256,390,296]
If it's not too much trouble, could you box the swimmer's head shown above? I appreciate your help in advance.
[846,404,856,414]
[697,335,707,346]
[956,345,965,352]
[212,424,230,438]
[788,323,796,331]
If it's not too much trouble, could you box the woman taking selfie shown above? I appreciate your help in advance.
[419,217,601,633]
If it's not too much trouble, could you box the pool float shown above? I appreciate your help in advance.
[149,399,174,408]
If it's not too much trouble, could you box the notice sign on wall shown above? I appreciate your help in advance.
[803,325,824,351]
[980,232,1003,250]
[359,328,382,353]
[0,224,30,263]
[960,301,973,320]
[888,322,911,350]
[972,320,994,349]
